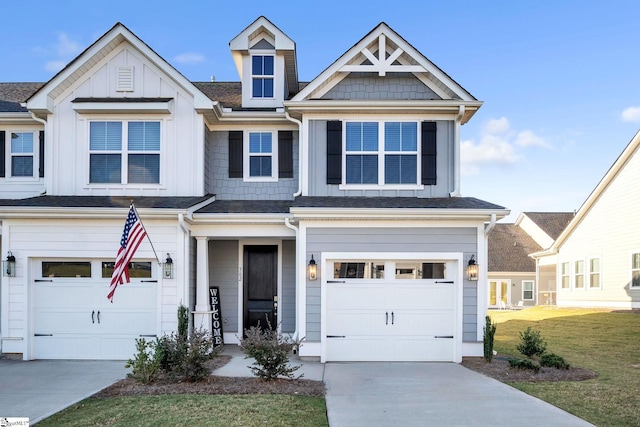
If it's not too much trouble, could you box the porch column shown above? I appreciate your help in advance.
[193,236,212,332]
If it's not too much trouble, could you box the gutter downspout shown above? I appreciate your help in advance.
[449,105,465,197]
[285,111,303,197]
[283,218,300,341]
[484,213,497,235]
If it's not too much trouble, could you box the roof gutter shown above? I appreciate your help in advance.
[449,105,465,197]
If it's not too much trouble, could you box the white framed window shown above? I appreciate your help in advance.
[560,262,570,289]
[343,121,419,187]
[589,257,601,289]
[332,259,452,282]
[89,121,160,184]
[632,253,640,288]
[251,55,274,98]
[10,132,35,177]
[244,131,277,181]
[522,280,534,301]
[574,260,584,289]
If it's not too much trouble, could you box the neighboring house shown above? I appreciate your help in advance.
[488,212,573,307]
[532,131,640,309]
[0,17,508,362]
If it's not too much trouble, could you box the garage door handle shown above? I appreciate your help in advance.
[392,311,394,325]
[91,310,95,323]
[97,310,101,324]
[385,312,388,325]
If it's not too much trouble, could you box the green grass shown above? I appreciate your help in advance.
[37,394,328,427]
[488,307,640,427]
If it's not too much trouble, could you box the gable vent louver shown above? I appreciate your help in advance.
[117,66,134,92]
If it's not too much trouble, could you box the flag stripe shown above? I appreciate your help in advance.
[108,205,147,302]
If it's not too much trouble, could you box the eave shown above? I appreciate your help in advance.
[289,207,508,221]
[0,206,190,220]
[0,112,40,125]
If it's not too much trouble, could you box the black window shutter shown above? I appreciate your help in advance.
[228,131,243,178]
[0,131,5,178]
[421,122,437,185]
[278,130,293,178]
[39,131,45,178]
[326,121,342,184]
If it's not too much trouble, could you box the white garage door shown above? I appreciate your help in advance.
[325,258,459,362]
[33,260,157,360]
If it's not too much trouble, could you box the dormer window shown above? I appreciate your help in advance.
[252,55,274,98]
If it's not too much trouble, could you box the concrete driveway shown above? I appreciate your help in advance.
[324,362,594,427]
[0,359,128,424]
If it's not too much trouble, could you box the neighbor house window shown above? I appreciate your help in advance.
[589,258,601,288]
[247,132,275,178]
[561,262,570,288]
[574,260,584,289]
[345,121,418,185]
[632,253,640,288]
[522,280,534,300]
[11,132,34,177]
[252,55,274,98]
[90,121,160,184]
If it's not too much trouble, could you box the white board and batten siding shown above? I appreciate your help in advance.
[557,145,640,308]
[1,217,182,359]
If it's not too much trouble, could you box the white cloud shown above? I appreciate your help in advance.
[38,32,83,74]
[460,117,549,175]
[44,60,67,73]
[621,106,640,123]
[515,130,550,148]
[54,33,82,56]
[173,52,206,65]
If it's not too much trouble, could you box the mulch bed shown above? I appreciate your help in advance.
[461,356,597,382]
[94,354,326,398]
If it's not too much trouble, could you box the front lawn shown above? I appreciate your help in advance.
[488,307,640,427]
[37,394,328,427]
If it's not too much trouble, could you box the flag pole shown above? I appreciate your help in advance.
[130,201,161,264]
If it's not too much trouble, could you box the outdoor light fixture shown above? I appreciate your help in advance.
[4,251,16,277]
[308,254,317,281]
[466,254,478,281]
[163,253,174,279]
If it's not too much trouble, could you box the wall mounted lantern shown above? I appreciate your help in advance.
[163,253,174,279]
[466,254,478,281]
[308,254,317,281]
[4,251,16,277]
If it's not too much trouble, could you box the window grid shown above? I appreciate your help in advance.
[574,260,584,289]
[248,132,273,178]
[10,132,35,177]
[251,55,274,98]
[561,262,570,288]
[344,121,418,185]
[522,280,534,300]
[89,121,160,184]
[589,258,601,289]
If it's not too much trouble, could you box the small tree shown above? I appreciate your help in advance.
[483,315,497,362]
[517,326,547,358]
[126,338,161,384]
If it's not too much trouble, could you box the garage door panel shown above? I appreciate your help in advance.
[326,310,390,336]
[33,336,99,359]
[393,286,455,309]
[109,285,157,308]
[393,310,455,336]
[326,337,389,361]
[98,310,156,334]
[327,285,387,310]
[393,337,454,361]
[34,309,97,334]
[34,285,96,308]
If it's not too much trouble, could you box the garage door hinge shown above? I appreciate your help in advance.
[327,280,346,283]
[34,333,53,336]
[435,281,454,284]
[35,279,53,282]
[435,335,454,339]
[139,334,157,338]
[326,335,346,338]
[141,280,158,283]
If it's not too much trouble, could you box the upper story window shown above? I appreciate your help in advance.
[89,121,160,184]
[252,55,274,98]
[344,121,418,186]
[10,132,34,177]
[248,132,273,177]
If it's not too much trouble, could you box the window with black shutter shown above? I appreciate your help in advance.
[0,131,5,178]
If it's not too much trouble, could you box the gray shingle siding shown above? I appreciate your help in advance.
[321,72,441,100]
[209,240,239,333]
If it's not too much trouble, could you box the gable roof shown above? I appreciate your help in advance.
[488,223,542,272]
[546,129,640,253]
[521,212,575,240]
[288,22,481,123]
[25,22,212,116]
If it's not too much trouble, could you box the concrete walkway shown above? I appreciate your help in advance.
[0,348,593,426]
[0,359,128,424]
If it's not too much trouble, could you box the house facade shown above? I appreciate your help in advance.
[0,17,507,362]
[488,212,573,307]
[533,131,640,309]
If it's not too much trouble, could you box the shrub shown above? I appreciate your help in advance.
[540,353,570,370]
[126,338,161,384]
[240,317,302,381]
[177,304,189,340]
[508,358,541,373]
[516,326,547,358]
[483,316,497,362]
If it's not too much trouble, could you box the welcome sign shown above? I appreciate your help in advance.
[210,287,224,346]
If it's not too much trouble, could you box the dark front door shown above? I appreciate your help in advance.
[243,245,277,331]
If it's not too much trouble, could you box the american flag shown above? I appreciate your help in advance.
[107,204,147,302]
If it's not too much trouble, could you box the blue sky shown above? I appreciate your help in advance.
[2,0,639,221]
